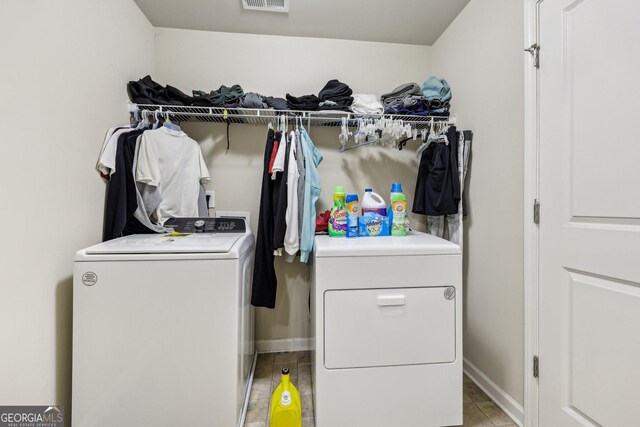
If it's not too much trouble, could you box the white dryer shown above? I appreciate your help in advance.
[311,231,462,427]
[72,215,255,427]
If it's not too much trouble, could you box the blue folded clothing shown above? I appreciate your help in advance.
[421,76,452,105]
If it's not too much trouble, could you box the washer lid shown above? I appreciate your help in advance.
[85,233,245,254]
[314,231,461,257]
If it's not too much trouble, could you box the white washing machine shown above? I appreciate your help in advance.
[72,215,255,427]
[311,231,462,427]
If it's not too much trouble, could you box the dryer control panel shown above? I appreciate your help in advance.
[164,217,246,233]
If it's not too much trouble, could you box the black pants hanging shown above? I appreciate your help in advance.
[412,126,461,216]
[251,129,279,308]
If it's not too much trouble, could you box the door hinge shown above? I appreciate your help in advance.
[524,43,540,68]
[533,355,539,378]
[533,199,540,225]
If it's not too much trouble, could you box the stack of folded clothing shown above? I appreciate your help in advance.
[381,79,451,116]
[191,84,245,108]
[166,85,195,105]
[286,93,321,111]
[240,92,268,109]
[264,96,288,110]
[128,75,188,105]
[380,83,431,115]
[318,79,353,111]
[421,76,452,111]
[381,83,421,110]
[386,97,435,116]
[350,94,384,115]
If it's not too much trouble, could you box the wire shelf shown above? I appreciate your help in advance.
[130,103,455,130]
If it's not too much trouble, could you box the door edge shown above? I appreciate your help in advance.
[524,0,542,426]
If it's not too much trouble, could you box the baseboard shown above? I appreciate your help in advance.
[256,338,313,353]
[463,358,525,427]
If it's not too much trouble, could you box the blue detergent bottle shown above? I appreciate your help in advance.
[345,194,359,238]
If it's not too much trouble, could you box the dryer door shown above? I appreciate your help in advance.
[323,286,456,369]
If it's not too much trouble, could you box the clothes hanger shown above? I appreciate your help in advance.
[339,117,351,149]
[339,134,380,152]
[153,110,162,129]
[339,118,379,152]
[353,118,365,145]
[417,119,442,157]
[416,136,432,157]
[397,136,412,151]
[163,111,183,132]
[135,110,149,130]
[139,110,149,128]
[132,109,141,127]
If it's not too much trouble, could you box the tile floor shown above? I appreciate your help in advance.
[244,351,517,427]
[245,351,314,427]
[461,375,517,427]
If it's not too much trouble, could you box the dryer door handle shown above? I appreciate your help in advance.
[377,294,406,307]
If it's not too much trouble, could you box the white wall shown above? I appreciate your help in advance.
[431,0,525,405]
[154,28,432,345]
[0,0,154,423]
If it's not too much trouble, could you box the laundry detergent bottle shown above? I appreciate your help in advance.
[388,182,409,234]
[329,185,347,237]
[391,193,408,236]
[361,188,387,216]
[389,183,403,205]
[345,194,359,238]
[270,368,302,427]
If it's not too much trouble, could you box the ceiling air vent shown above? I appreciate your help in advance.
[242,0,289,13]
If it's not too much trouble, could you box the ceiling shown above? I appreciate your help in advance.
[133,0,470,46]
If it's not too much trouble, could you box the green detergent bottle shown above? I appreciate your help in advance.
[391,193,408,236]
[329,185,347,237]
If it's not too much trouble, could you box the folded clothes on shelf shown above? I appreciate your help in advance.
[421,76,452,109]
[166,85,194,105]
[264,96,289,110]
[381,83,422,107]
[380,80,452,116]
[128,75,184,105]
[386,105,450,117]
[127,76,452,118]
[240,92,268,109]
[319,79,352,101]
[192,84,245,107]
[350,94,384,115]
[286,93,321,111]
[318,79,353,111]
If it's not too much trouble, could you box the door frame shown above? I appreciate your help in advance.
[523,0,543,426]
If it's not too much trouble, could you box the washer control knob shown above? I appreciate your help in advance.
[194,220,206,233]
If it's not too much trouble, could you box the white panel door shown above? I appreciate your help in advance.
[539,0,640,426]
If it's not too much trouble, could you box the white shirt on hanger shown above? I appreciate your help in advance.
[135,126,210,226]
[97,126,133,176]
[131,134,170,234]
[284,131,300,261]
[271,130,288,179]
